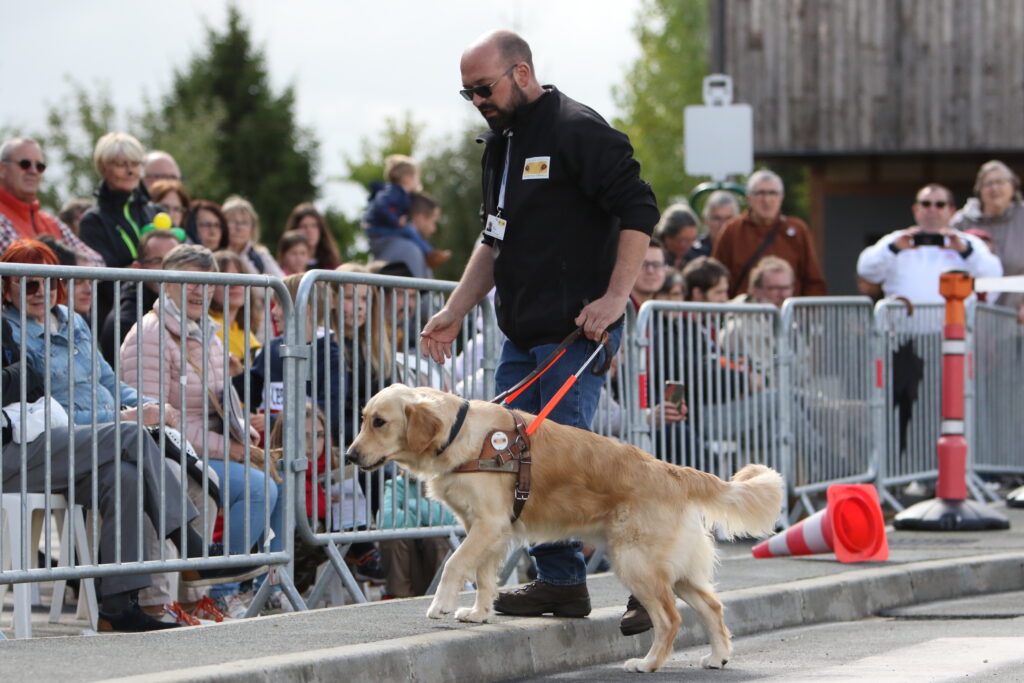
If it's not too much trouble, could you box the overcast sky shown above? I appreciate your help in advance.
[1,0,644,213]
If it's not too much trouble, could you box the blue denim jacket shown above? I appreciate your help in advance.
[2,304,140,425]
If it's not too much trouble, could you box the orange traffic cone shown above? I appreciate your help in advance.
[752,484,888,563]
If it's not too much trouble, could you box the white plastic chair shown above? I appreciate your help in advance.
[0,493,98,638]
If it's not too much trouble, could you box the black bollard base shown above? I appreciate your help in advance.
[893,497,1010,531]
[1008,485,1024,509]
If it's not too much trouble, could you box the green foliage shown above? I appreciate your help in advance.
[153,4,318,246]
[343,113,425,191]
[613,0,709,209]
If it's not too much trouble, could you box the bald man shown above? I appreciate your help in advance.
[421,30,660,636]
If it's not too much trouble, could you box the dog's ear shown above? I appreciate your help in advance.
[405,399,443,455]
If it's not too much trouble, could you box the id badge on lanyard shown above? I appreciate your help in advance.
[485,131,513,242]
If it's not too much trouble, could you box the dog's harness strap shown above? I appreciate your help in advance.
[453,409,532,522]
[435,399,471,457]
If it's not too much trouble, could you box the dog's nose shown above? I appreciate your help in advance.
[344,448,359,465]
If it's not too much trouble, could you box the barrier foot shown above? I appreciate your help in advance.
[1008,485,1024,509]
[893,498,1010,531]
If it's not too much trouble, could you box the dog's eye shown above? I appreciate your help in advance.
[372,417,386,429]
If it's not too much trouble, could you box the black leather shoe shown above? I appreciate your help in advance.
[619,594,653,636]
[493,579,591,618]
[98,602,182,632]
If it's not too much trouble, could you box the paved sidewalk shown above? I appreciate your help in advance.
[2,505,1023,682]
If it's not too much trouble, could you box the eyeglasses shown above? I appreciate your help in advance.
[750,189,781,197]
[15,279,46,296]
[5,159,46,173]
[109,159,141,170]
[196,221,222,231]
[459,63,518,101]
[641,260,665,271]
[981,178,1011,189]
[917,200,948,209]
[156,203,185,215]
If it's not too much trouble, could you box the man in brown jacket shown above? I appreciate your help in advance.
[711,169,827,298]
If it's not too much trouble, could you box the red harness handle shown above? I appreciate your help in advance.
[525,340,607,436]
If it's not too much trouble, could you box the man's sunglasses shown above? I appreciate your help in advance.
[917,200,948,209]
[459,63,518,101]
[6,159,46,173]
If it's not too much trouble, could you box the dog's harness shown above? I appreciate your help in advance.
[452,409,532,522]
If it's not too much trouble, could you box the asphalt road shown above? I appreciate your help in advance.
[518,591,1024,681]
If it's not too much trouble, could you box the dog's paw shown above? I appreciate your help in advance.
[700,653,728,669]
[623,658,656,673]
[426,600,452,619]
[454,606,491,623]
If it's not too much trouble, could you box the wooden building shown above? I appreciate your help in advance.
[716,0,1024,293]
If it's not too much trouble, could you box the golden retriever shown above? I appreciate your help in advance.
[347,384,784,674]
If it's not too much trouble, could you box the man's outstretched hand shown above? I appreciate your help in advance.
[420,308,462,363]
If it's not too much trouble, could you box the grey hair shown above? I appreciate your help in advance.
[746,169,784,196]
[162,243,218,273]
[93,132,145,176]
[654,203,699,240]
[702,190,740,220]
[974,160,1023,205]
[0,137,40,162]
[222,194,261,242]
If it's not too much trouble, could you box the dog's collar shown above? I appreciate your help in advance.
[435,400,471,457]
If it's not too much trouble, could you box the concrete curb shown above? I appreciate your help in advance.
[106,552,1024,683]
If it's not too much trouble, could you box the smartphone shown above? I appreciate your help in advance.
[913,232,945,247]
[664,381,686,407]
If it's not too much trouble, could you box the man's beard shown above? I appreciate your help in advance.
[478,81,529,131]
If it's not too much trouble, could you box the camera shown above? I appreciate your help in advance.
[913,232,945,247]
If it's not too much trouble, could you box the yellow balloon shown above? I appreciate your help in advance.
[153,212,172,230]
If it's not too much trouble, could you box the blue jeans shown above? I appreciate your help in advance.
[495,324,622,586]
[206,459,283,596]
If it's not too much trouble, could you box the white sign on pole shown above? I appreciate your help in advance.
[684,75,753,182]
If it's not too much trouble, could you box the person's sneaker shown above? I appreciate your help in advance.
[192,595,231,623]
[493,579,591,618]
[98,601,183,632]
[180,543,269,587]
[349,548,387,585]
[619,594,652,636]
[165,601,202,626]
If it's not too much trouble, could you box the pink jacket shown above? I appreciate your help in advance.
[120,299,245,461]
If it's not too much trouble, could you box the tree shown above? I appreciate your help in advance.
[343,113,424,192]
[152,4,318,246]
[613,0,709,209]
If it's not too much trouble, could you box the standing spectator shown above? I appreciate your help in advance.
[0,137,102,262]
[285,202,341,270]
[185,199,229,252]
[365,156,451,269]
[222,195,284,277]
[631,240,667,308]
[149,180,191,229]
[700,190,740,249]
[277,229,311,275]
[142,150,181,193]
[58,197,95,237]
[655,204,706,270]
[858,184,1001,463]
[950,160,1024,319]
[712,169,826,298]
[420,30,659,634]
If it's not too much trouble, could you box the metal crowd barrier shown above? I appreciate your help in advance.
[290,269,499,605]
[967,302,1024,500]
[780,298,876,519]
[0,263,302,637]
[873,300,945,510]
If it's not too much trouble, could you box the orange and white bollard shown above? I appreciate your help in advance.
[893,271,1009,530]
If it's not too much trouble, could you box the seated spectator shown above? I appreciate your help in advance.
[655,203,706,270]
[721,256,793,374]
[0,137,101,262]
[222,195,284,277]
[120,244,279,616]
[185,199,229,252]
[365,155,450,269]
[630,238,666,309]
[99,229,183,365]
[35,234,95,319]
[653,267,684,302]
[700,189,741,250]
[149,179,191,229]
[58,197,95,237]
[211,249,263,363]
[286,202,341,270]
[711,169,826,298]
[683,256,731,304]
[277,229,311,275]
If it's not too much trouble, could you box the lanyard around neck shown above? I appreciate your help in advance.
[117,199,141,260]
[497,131,513,216]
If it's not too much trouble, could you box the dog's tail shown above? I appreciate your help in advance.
[683,464,784,539]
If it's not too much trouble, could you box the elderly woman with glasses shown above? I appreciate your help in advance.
[951,160,1024,319]
[222,195,284,278]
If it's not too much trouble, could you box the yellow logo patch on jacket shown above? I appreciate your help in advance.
[522,157,551,180]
